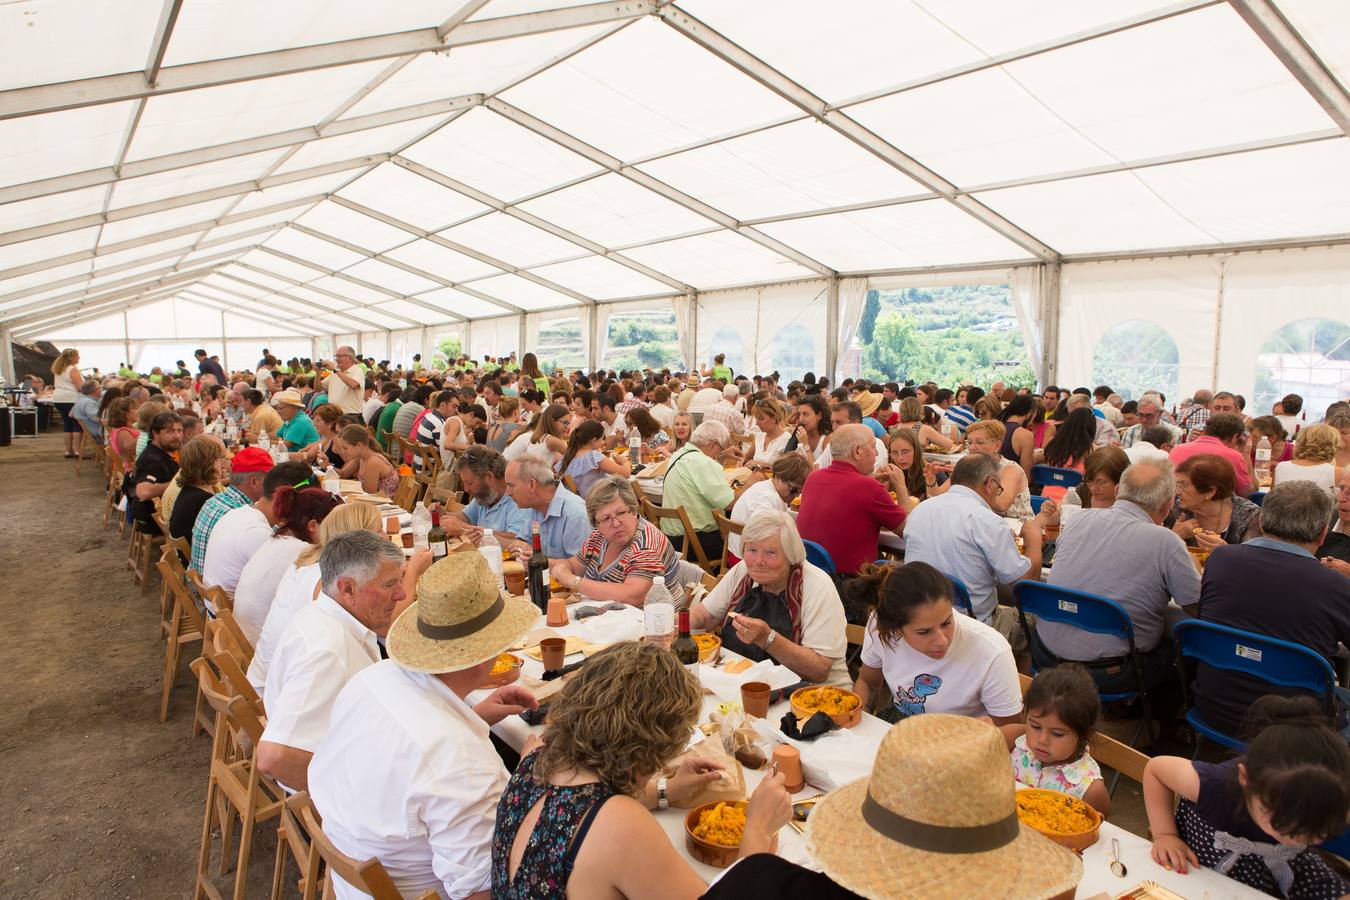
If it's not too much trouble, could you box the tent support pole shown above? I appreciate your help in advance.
[123,311,132,371]
[825,277,840,384]
[0,327,15,385]
[518,315,528,362]
[1039,263,1062,389]
[220,312,229,373]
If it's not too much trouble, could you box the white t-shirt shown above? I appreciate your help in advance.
[701,561,850,687]
[860,613,1022,720]
[727,480,787,558]
[650,403,676,430]
[689,388,723,414]
[254,368,274,396]
[1273,459,1337,497]
[362,395,383,424]
[752,430,791,464]
[52,367,80,403]
[201,504,273,594]
[232,536,307,646]
[326,365,367,415]
[248,561,322,695]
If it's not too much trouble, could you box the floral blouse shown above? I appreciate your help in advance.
[1010,734,1102,799]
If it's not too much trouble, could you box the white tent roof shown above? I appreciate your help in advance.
[2,0,1349,342]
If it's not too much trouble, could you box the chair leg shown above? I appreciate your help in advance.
[231,791,258,900]
[160,612,183,723]
[270,823,290,900]
[195,776,220,900]
[217,794,236,878]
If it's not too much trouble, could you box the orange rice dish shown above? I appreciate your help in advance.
[693,634,720,652]
[692,801,747,846]
[793,686,860,716]
[1016,791,1095,834]
[490,653,521,675]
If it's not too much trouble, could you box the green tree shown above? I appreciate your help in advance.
[859,290,881,344]
[437,335,461,360]
[863,312,917,381]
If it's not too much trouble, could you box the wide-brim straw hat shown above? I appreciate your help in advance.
[856,391,883,418]
[806,715,1082,900]
[271,389,305,408]
[386,551,538,674]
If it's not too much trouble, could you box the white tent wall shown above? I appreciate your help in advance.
[359,331,389,362]
[694,280,830,381]
[466,315,520,361]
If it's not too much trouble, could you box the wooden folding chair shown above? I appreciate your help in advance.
[391,475,420,513]
[158,548,210,728]
[272,792,321,900]
[712,510,742,573]
[127,521,162,594]
[298,799,438,900]
[379,430,399,466]
[191,656,286,900]
[644,501,717,574]
[189,569,234,615]
[845,623,867,678]
[561,473,580,495]
[394,434,417,468]
[73,420,94,476]
[630,479,652,509]
[103,462,122,529]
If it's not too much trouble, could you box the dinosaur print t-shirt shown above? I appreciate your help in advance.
[860,613,1022,721]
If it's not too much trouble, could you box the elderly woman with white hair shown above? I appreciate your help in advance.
[548,476,685,606]
[691,510,850,687]
[659,420,738,562]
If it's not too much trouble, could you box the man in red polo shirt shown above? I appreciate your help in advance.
[1169,412,1254,496]
[796,424,905,578]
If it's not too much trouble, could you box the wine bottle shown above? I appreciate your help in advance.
[527,521,550,613]
[428,508,449,561]
[672,608,699,673]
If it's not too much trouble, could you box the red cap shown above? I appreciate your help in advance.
[231,447,275,474]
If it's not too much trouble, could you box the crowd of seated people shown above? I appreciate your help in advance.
[57,339,1350,899]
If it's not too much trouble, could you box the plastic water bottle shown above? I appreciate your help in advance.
[1255,435,1272,487]
[629,429,642,463]
[478,529,505,588]
[941,417,956,442]
[411,501,432,550]
[258,430,270,451]
[644,576,675,648]
[322,465,341,495]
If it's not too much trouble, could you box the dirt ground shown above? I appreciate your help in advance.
[0,432,277,898]
[0,430,1174,898]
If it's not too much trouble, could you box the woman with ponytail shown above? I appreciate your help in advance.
[232,485,343,644]
[333,424,400,497]
[1144,695,1350,897]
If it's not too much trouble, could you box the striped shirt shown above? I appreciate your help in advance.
[191,486,252,575]
[944,404,977,435]
[575,517,683,596]
[414,410,444,471]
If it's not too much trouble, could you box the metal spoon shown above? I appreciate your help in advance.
[1109,837,1128,878]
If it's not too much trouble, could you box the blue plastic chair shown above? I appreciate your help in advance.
[943,574,976,618]
[1320,828,1350,862]
[1014,582,1152,785]
[1248,491,1267,507]
[1029,495,1049,514]
[1172,619,1338,753]
[803,539,835,575]
[1031,465,1082,492]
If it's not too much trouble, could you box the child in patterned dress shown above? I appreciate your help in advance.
[1001,664,1109,816]
[1143,696,1350,899]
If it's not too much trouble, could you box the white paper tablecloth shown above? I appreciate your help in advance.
[479,603,1265,896]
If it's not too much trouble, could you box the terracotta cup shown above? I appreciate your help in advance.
[504,569,526,595]
[546,596,569,627]
[772,745,805,793]
[540,637,567,671]
[741,681,771,719]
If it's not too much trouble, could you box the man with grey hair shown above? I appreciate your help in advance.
[796,424,905,579]
[326,344,368,420]
[1194,480,1350,737]
[258,529,409,792]
[702,383,747,436]
[1036,458,1199,703]
[504,456,589,559]
[1120,396,1183,449]
[1178,388,1214,439]
[442,445,531,551]
[656,420,737,562]
[903,453,1041,646]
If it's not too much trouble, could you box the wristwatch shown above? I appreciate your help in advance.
[657,777,669,809]
[764,630,777,649]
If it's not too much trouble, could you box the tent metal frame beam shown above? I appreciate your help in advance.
[204,271,400,332]
[392,156,695,294]
[183,284,373,335]
[1228,0,1350,137]
[486,99,834,277]
[657,5,1058,264]
[0,95,480,206]
[174,289,331,336]
[15,284,187,337]
[0,1,660,120]
[229,256,437,325]
[144,0,186,87]
[8,263,230,330]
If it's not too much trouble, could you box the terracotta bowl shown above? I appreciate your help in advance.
[684,802,745,869]
[790,686,863,729]
[693,633,722,664]
[1015,788,1102,853]
[482,653,523,688]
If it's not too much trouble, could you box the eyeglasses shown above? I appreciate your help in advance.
[595,510,635,528]
[984,475,1005,496]
[785,483,804,497]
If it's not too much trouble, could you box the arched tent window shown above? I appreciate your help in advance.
[536,317,585,372]
[707,327,744,375]
[769,324,815,381]
[603,310,683,371]
[1254,318,1350,416]
[1092,320,1179,402]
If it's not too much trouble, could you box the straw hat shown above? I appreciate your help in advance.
[855,391,883,419]
[806,715,1082,900]
[271,389,304,408]
[386,552,538,674]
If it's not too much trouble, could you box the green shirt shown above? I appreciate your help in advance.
[118,366,136,378]
[411,360,422,372]
[711,364,733,383]
[277,411,320,451]
[658,445,734,536]
[376,400,403,450]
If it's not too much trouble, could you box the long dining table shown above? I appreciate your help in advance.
[472,602,1264,898]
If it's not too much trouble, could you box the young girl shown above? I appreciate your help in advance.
[1001,665,1109,817]
[1144,695,1350,898]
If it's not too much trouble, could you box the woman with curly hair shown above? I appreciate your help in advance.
[491,642,790,899]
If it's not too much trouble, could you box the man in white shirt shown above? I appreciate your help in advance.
[1124,425,1177,465]
[307,552,540,900]
[702,384,746,435]
[687,379,724,415]
[257,530,409,793]
[326,345,367,420]
[902,454,1042,652]
[201,459,310,594]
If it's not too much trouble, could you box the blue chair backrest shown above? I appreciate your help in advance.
[1013,582,1135,646]
[1029,495,1049,514]
[1248,491,1267,507]
[1320,827,1350,861]
[1172,620,1336,700]
[803,540,835,575]
[944,574,975,618]
[1031,465,1082,490]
